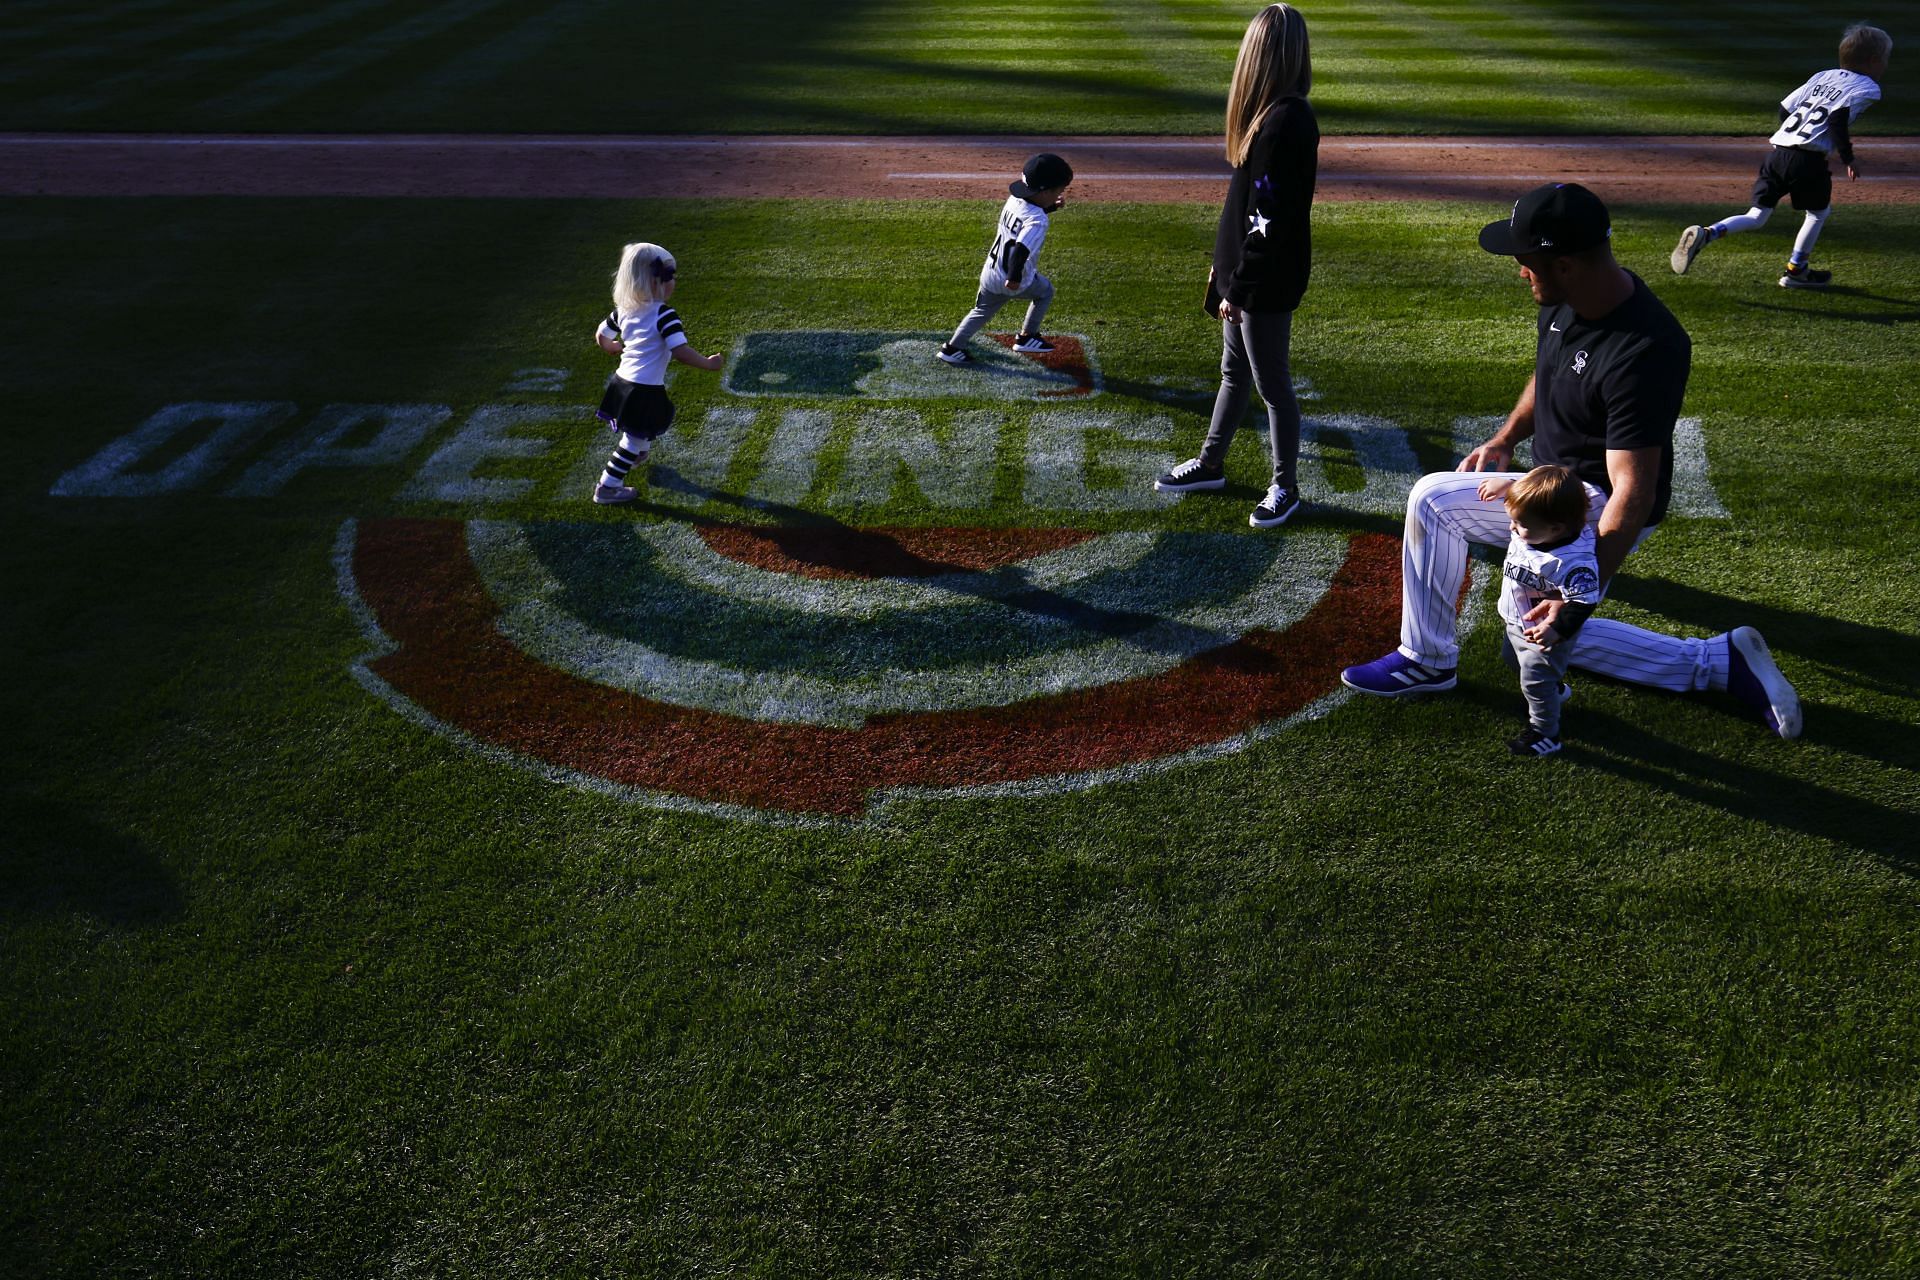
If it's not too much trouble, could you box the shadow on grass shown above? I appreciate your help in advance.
[1729,288,1920,326]
[0,797,185,926]
[619,473,1252,660]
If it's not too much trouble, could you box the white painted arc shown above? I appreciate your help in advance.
[637,524,1163,619]
[468,522,1350,728]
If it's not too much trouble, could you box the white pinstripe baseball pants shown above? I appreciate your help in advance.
[1397,471,1730,692]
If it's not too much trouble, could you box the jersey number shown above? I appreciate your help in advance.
[991,217,1025,277]
[1781,100,1829,140]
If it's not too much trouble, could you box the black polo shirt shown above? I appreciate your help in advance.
[1534,272,1691,527]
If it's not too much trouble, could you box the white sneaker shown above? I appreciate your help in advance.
[592,483,638,505]
[1671,225,1707,274]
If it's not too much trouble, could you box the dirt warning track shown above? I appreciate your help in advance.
[7,133,1920,203]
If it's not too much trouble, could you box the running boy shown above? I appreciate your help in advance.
[591,241,724,505]
[1480,465,1605,758]
[936,152,1073,364]
[1671,23,1892,289]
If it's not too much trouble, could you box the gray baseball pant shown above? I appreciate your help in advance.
[947,266,1054,350]
[1502,621,1576,737]
[1396,471,1732,692]
[1199,308,1300,490]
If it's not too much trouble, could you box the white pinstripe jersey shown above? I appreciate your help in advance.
[984,195,1051,291]
[596,302,688,386]
[1498,524,1603,627]
[1770,69,1881,152]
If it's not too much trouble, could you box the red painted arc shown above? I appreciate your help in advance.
[353,518,1405,817]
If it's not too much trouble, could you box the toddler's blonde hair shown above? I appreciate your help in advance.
[613,242,676,312]
[1506,465,1588,532]
[1839,24,1892,72]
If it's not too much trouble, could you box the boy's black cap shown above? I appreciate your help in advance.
[1011,152,1073,198]
[1477,182,1612,256]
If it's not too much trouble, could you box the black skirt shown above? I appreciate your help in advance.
[597,375,676,439]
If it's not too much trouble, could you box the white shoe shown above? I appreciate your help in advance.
[592,483,638,505]
[1671,225,1707,274]
[1727,626,1802,739]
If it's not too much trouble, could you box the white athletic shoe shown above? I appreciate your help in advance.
[1671,225,1708,275]
[592,482,638,505]
[1727,626,1802,739]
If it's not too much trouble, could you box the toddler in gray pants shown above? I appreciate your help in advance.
[1482,464,1605,758]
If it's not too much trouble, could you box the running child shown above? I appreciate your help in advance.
[1671,23,1892,289]
[1480,465,1605,758]
[591,242,724,505]
[936,152,1073,364]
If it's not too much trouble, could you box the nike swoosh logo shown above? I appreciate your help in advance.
[1549,323,1563,332]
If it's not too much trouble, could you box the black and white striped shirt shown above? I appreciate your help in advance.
[596,302,689,385]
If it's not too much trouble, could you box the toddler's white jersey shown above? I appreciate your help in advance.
[596,303,687,385]
[1498,524,1603,628]
[1770,69,1881,152]
[984,195,1050,292]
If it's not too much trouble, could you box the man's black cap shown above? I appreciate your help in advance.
[1012,152,1073,197]
[1478,182,1612,256]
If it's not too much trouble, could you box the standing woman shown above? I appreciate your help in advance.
[1154,4,1318,528]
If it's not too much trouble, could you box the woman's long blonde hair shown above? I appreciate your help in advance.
[1225,4,1312,166]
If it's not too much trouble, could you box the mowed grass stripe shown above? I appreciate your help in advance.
[33,0,413,118]
[0,0,1910,134]
[0,0,296,89]
[195,0,517,117]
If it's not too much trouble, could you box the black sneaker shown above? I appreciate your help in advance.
[1779,263,1832,289]
[1249,484,1302,528]
[1153,457,1226,493]
[936,345,972,365]
[1507,727,1563,757]
[1012,333,1054,353]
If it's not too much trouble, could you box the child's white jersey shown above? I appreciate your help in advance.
[1498,524,1603,627]
[984,195,1050,292]
[596,303,687,385]
[1770,69,1881,152]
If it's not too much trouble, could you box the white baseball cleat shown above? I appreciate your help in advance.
[1727,626,1801,739]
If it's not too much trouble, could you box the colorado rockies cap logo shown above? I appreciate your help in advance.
[1572,350,1589,374]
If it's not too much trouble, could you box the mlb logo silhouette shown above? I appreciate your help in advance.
[724,331,1099,400]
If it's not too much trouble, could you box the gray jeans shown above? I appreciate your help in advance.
[1200,308,1300,490]
[946,264,1054,349]
[1502,621,1577,737]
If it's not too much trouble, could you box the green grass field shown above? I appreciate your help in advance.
[1,0,1912,135]
[4,191,1918,1275]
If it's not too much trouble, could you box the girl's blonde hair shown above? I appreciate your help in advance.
[1839,23,1892,72]
[613,241,676,312]
[1225,4,1312,166]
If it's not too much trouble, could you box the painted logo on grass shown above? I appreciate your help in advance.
[336,517,1430,823]
[723,331,1099,400]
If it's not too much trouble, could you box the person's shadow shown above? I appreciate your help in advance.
[2,798,185,926]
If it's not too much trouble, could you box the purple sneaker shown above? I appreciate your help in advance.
[1727,626,1801,739]
[1340,651,1457,697]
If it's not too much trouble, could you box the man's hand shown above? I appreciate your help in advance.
[1219,299,1243,323]
[1458,440,1515,473]
[1847,162,1861,180]
[1522,599,1567,646]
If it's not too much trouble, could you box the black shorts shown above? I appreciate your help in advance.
[1751,145,1832,213]
[596,375,675,440]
